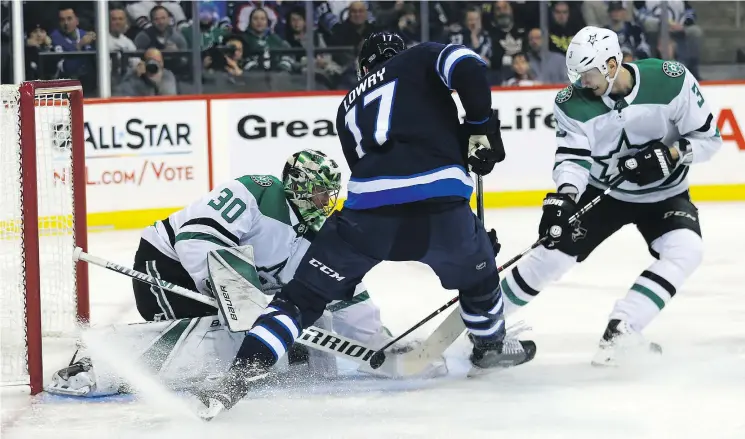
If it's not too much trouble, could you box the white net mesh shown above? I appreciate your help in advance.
[1,84,79,386]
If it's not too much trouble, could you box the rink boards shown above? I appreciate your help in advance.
[69,81,745,230]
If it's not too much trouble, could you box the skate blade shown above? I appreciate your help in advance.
[591,342,663,367]
[45,384,92,397]
[198,398,226,422]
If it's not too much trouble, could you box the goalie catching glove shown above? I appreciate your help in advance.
[464,110,506,176]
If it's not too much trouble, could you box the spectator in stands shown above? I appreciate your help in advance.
[25,25,53,80]
[634,0,702,77]
[127,1,187,34]
[182,1,232,50]
[243,7,294,72]
[488,1,526,76]
[234,1,283,34]
[134,5,187,52]
[27,25,53,51]
[329,1,376,66]
[509,1,541,30]
[582,1,612,28]
[395,4,421,47]
[503,52,539,86]
[49,4,96,78]
[114,47,177,96]
[525,28,566,84]
[285,7,343,87]
[109,5,136,52]
[607,2,651,60]
[204,34,244,77]
[448,5,491,66]
[622,46,636,62]
[372,1,407,30]
[547,1,584,54]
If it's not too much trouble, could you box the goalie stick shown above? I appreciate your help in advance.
[73,248,401,377]
[369,174,626,371]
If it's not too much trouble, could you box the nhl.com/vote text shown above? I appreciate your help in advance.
[53,160,195,186]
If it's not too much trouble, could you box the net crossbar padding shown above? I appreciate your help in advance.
[1,80,89,395]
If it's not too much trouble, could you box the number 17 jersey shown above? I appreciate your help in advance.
[336,42,480,210]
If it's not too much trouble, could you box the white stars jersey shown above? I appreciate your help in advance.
[552,59,722,203]
[140,174,386,344]
[142,175,303,296]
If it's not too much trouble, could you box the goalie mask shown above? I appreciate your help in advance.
[282,149,342,232]
[565,26,622,97]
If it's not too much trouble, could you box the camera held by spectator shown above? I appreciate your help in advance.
[115,48,177,96]
[204,36,244,77]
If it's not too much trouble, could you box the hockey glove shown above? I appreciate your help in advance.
[487,228,501,258]
[465,110,506,176]
[538,192,577,249]
[617,142,679,186]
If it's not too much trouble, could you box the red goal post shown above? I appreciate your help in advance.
[1,80,89,395]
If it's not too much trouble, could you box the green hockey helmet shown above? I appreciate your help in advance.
[282,149,342,230]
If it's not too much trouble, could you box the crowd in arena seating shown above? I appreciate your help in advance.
[0,1,703,96]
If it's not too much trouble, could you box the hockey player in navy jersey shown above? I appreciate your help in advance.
[199,32,537,415]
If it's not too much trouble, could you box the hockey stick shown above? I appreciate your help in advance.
[369,175,626,370]
[73,248,400,377]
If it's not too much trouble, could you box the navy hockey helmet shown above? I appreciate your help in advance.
[357,31,406,80]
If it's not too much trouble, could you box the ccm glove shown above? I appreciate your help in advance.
[464,110,506,176]
[538,192,577,249]
[618,142,679,186]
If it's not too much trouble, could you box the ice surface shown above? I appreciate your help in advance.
[2,204,744,439]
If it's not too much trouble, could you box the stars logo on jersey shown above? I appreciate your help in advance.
[594,130,634,183]
[251,176,274,187]
[555,85,573,104]
[662,61,685,78]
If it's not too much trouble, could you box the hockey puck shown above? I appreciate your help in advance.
[368,351,386,369]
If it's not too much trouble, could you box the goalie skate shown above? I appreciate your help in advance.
[591,319,662,367]
[46,356,96,397]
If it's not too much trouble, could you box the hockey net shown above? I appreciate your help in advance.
[0,80,89,394]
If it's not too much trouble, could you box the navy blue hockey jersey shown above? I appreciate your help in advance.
[335,42,492,210]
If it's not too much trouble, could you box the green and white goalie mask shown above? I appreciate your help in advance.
[282,149,342,232]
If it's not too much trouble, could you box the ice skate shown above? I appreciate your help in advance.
[195,359,271,421]
[46,356,96,396]
[467,333,537,377]
[591,319,662,367]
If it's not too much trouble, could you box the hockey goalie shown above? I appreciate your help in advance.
[47,149,446,398]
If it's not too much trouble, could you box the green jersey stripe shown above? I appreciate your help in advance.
[326,291,371,313]
[631,283,666,310]
[175,232,232,247]
[554,158,592,171]
[182,217,240,246]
